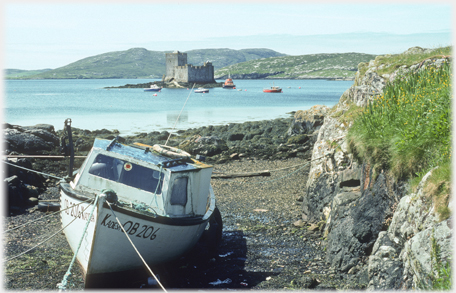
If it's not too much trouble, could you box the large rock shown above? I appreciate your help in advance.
[5,159,45,215]
[179,135,228,157]
[287,105,329,136]
[366,167,452,290]
[323,169,400,272]
[401,218,452,289]
[4,124,59,154]
[367,231,403,289]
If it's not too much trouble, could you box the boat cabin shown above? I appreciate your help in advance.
[69,138,213,217]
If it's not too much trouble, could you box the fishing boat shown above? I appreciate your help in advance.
[222,74,236,89]
[194,88,209,93]
[144,84,162,91]
[59,134,221,287]
[263,84,282,93]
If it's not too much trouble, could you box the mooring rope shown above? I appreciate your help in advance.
[105,200,167,292]
[4,200,94,262]
[3,160,65,180]
[58,194,100,291]
[248,161,311,185]
[5,197,93,233]
[214,138,347,185]
[149,165,163,208]
[165,83,196,146]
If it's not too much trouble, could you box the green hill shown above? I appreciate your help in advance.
[5,68,52,78]
[5,49,376,80]
[215,52,377,80]
[7,48,286,79]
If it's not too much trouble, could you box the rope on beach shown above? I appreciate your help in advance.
[3,159,65,180]
[5,197,93,233]
[165,83,196,146]
[247,161,311,185]
[214,138,347,185]
[58,194,100,291]
[105,200,168,292]
[4,200,94,263]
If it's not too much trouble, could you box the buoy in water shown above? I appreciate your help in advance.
[153,93,157,96]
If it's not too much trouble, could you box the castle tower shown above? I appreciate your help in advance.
[165,51,187,81]
[164,50,215,84]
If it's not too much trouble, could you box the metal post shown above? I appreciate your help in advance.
[65,118,74,178]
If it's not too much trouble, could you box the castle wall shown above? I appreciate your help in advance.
[187,62,215,83]
[174,66,189,83]
[173,62,215,83]
[165,51,215,83]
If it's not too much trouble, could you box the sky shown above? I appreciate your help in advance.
[2,1,454,70]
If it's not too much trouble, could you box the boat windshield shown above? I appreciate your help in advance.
[88,154,164,194]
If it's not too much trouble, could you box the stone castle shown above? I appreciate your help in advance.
[164,51,215,84]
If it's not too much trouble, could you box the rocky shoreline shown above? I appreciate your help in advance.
[105,80,224,89]
[4,108,353,290]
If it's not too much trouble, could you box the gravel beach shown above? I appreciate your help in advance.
[3,155,359,290]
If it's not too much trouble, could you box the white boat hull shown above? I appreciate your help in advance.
[60,187,212,277]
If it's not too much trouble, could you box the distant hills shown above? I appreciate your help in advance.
[5,68,52,78]
[5,47,377,80]
[214,52,377,80]
[5,48,286,79]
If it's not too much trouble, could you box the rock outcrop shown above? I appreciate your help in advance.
[4,124,59,154]
[367,167,453,289]
[301,46,452,289]
[3,123,60,214]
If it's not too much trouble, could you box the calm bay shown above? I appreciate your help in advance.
[5,79,353,136]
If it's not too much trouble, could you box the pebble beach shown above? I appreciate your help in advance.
[3,116,365,290]
[4,156,364,290]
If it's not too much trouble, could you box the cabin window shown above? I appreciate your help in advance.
[170,177,188,206]
[88,154,164,194]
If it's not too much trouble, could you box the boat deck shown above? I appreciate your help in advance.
[93,138,211,172]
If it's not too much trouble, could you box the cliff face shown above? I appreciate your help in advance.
[294,47,452,289]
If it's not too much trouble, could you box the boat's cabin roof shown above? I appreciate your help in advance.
[92,138,210,172]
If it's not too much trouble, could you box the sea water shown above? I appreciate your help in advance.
[4,79,353,136]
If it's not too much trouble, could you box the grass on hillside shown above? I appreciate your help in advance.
[355,46,452,85]
[347,60,452,219]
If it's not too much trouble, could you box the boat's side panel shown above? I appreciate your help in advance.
[189,168,213,215]
[60,190,98,274]
[164,168,212,216]
[87,206,208,275]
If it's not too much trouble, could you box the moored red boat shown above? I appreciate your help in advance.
[263,85,282,93]
[222,74,236,89]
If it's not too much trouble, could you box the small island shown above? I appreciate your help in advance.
[106,50,224,89]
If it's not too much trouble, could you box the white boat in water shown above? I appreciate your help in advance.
[194,88,209,93]
[59,135,221,287]
[144,84,162,91]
